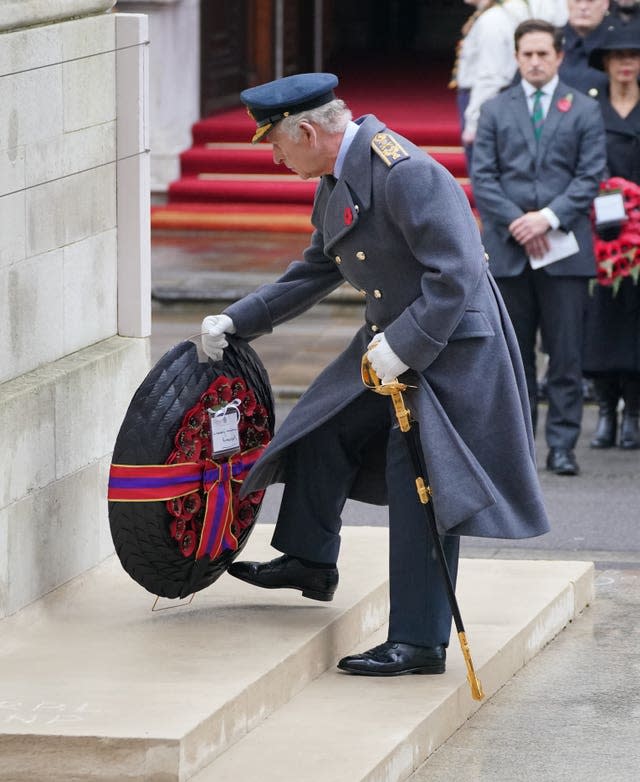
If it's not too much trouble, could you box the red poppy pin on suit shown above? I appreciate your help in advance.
[556,93,573,112]
[344,207,353,225]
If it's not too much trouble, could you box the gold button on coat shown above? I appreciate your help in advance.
[373,289,382,299]
[356,251,366,261]
[335,255,342,264]
[371,324,379,332]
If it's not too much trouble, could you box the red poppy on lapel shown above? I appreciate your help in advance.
[344,207,353,225]
[556,93,573,113]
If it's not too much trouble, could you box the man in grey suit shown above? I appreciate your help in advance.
[472,18,606,476]
[201,72,550,677]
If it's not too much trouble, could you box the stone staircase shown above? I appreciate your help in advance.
[0,524,593,782]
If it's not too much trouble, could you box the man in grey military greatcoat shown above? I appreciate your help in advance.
[201,73,550,676]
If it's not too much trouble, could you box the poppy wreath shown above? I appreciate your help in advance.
[591,176,640,295]
[108,337,274,599]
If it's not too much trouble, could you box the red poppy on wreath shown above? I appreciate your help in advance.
[591,177,640,295]
[159,374,271,559]
[556,93,573,112]
[344,207,353,225]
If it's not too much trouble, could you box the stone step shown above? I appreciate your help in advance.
[0,525,390,781]
[190,558,594,782]
[0,522,593,782]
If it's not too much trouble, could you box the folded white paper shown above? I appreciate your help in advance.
[529,230,579,269]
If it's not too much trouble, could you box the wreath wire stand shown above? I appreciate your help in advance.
[151,593,196,612]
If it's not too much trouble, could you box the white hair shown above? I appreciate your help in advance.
[278,99,352,141]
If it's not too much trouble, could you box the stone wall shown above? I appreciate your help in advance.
[0,7,151,617]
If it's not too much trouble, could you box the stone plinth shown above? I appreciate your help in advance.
[0,337,150,617]
[0,10,151,616]
[1,12,150,384]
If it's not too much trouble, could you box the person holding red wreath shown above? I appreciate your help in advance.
[583,28,640,449]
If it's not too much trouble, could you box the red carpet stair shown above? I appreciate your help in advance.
[152,70,472,233]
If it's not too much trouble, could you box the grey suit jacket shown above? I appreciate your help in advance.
[471,80,606,277]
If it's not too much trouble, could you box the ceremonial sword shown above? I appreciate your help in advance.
[361,355,485,701]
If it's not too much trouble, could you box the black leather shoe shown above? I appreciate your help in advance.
[337,641,446,676]
[546,448,579,476]
[227,554,338,602]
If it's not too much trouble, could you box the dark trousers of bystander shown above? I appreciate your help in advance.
[496,267,588,449]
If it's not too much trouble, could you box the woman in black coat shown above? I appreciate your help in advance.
[583,30,640,449]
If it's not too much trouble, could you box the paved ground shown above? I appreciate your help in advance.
[412,567,640,781]
[151,231,640,780]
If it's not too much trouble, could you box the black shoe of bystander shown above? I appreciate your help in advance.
[546,448,579,476]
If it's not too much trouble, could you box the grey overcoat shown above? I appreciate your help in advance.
[225,114,550,540]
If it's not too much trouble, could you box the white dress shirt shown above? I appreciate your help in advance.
[334,121,359,179]
[521,74,559,121]
[521,74,561,229]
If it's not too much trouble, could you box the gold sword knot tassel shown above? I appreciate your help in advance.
[459,631,485,701]
[415,476,431,505]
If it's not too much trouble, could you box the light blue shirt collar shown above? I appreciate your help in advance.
[333,121,359,179]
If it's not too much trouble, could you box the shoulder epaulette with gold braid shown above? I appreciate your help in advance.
[371,133,410,167]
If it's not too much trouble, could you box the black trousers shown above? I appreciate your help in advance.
[497,268,588,450]
[271,391,459,647]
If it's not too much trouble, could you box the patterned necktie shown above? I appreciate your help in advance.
[531,89,545,141]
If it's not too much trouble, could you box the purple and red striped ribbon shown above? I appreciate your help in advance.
[108,447,265,560]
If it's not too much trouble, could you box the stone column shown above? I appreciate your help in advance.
[115,0,201,192]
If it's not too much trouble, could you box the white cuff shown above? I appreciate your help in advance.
[540,207,560,230]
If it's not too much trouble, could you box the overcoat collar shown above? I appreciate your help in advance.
[315,114,386,251]
[598,92,640,138]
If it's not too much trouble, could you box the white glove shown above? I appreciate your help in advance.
[201,314,235,360]
[366,333,409,383]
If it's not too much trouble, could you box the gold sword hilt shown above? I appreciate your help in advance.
[360,354,412,432]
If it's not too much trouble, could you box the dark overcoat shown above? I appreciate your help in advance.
[225,114,550,539]
[559,24,610,98]
[583,93,640,374]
